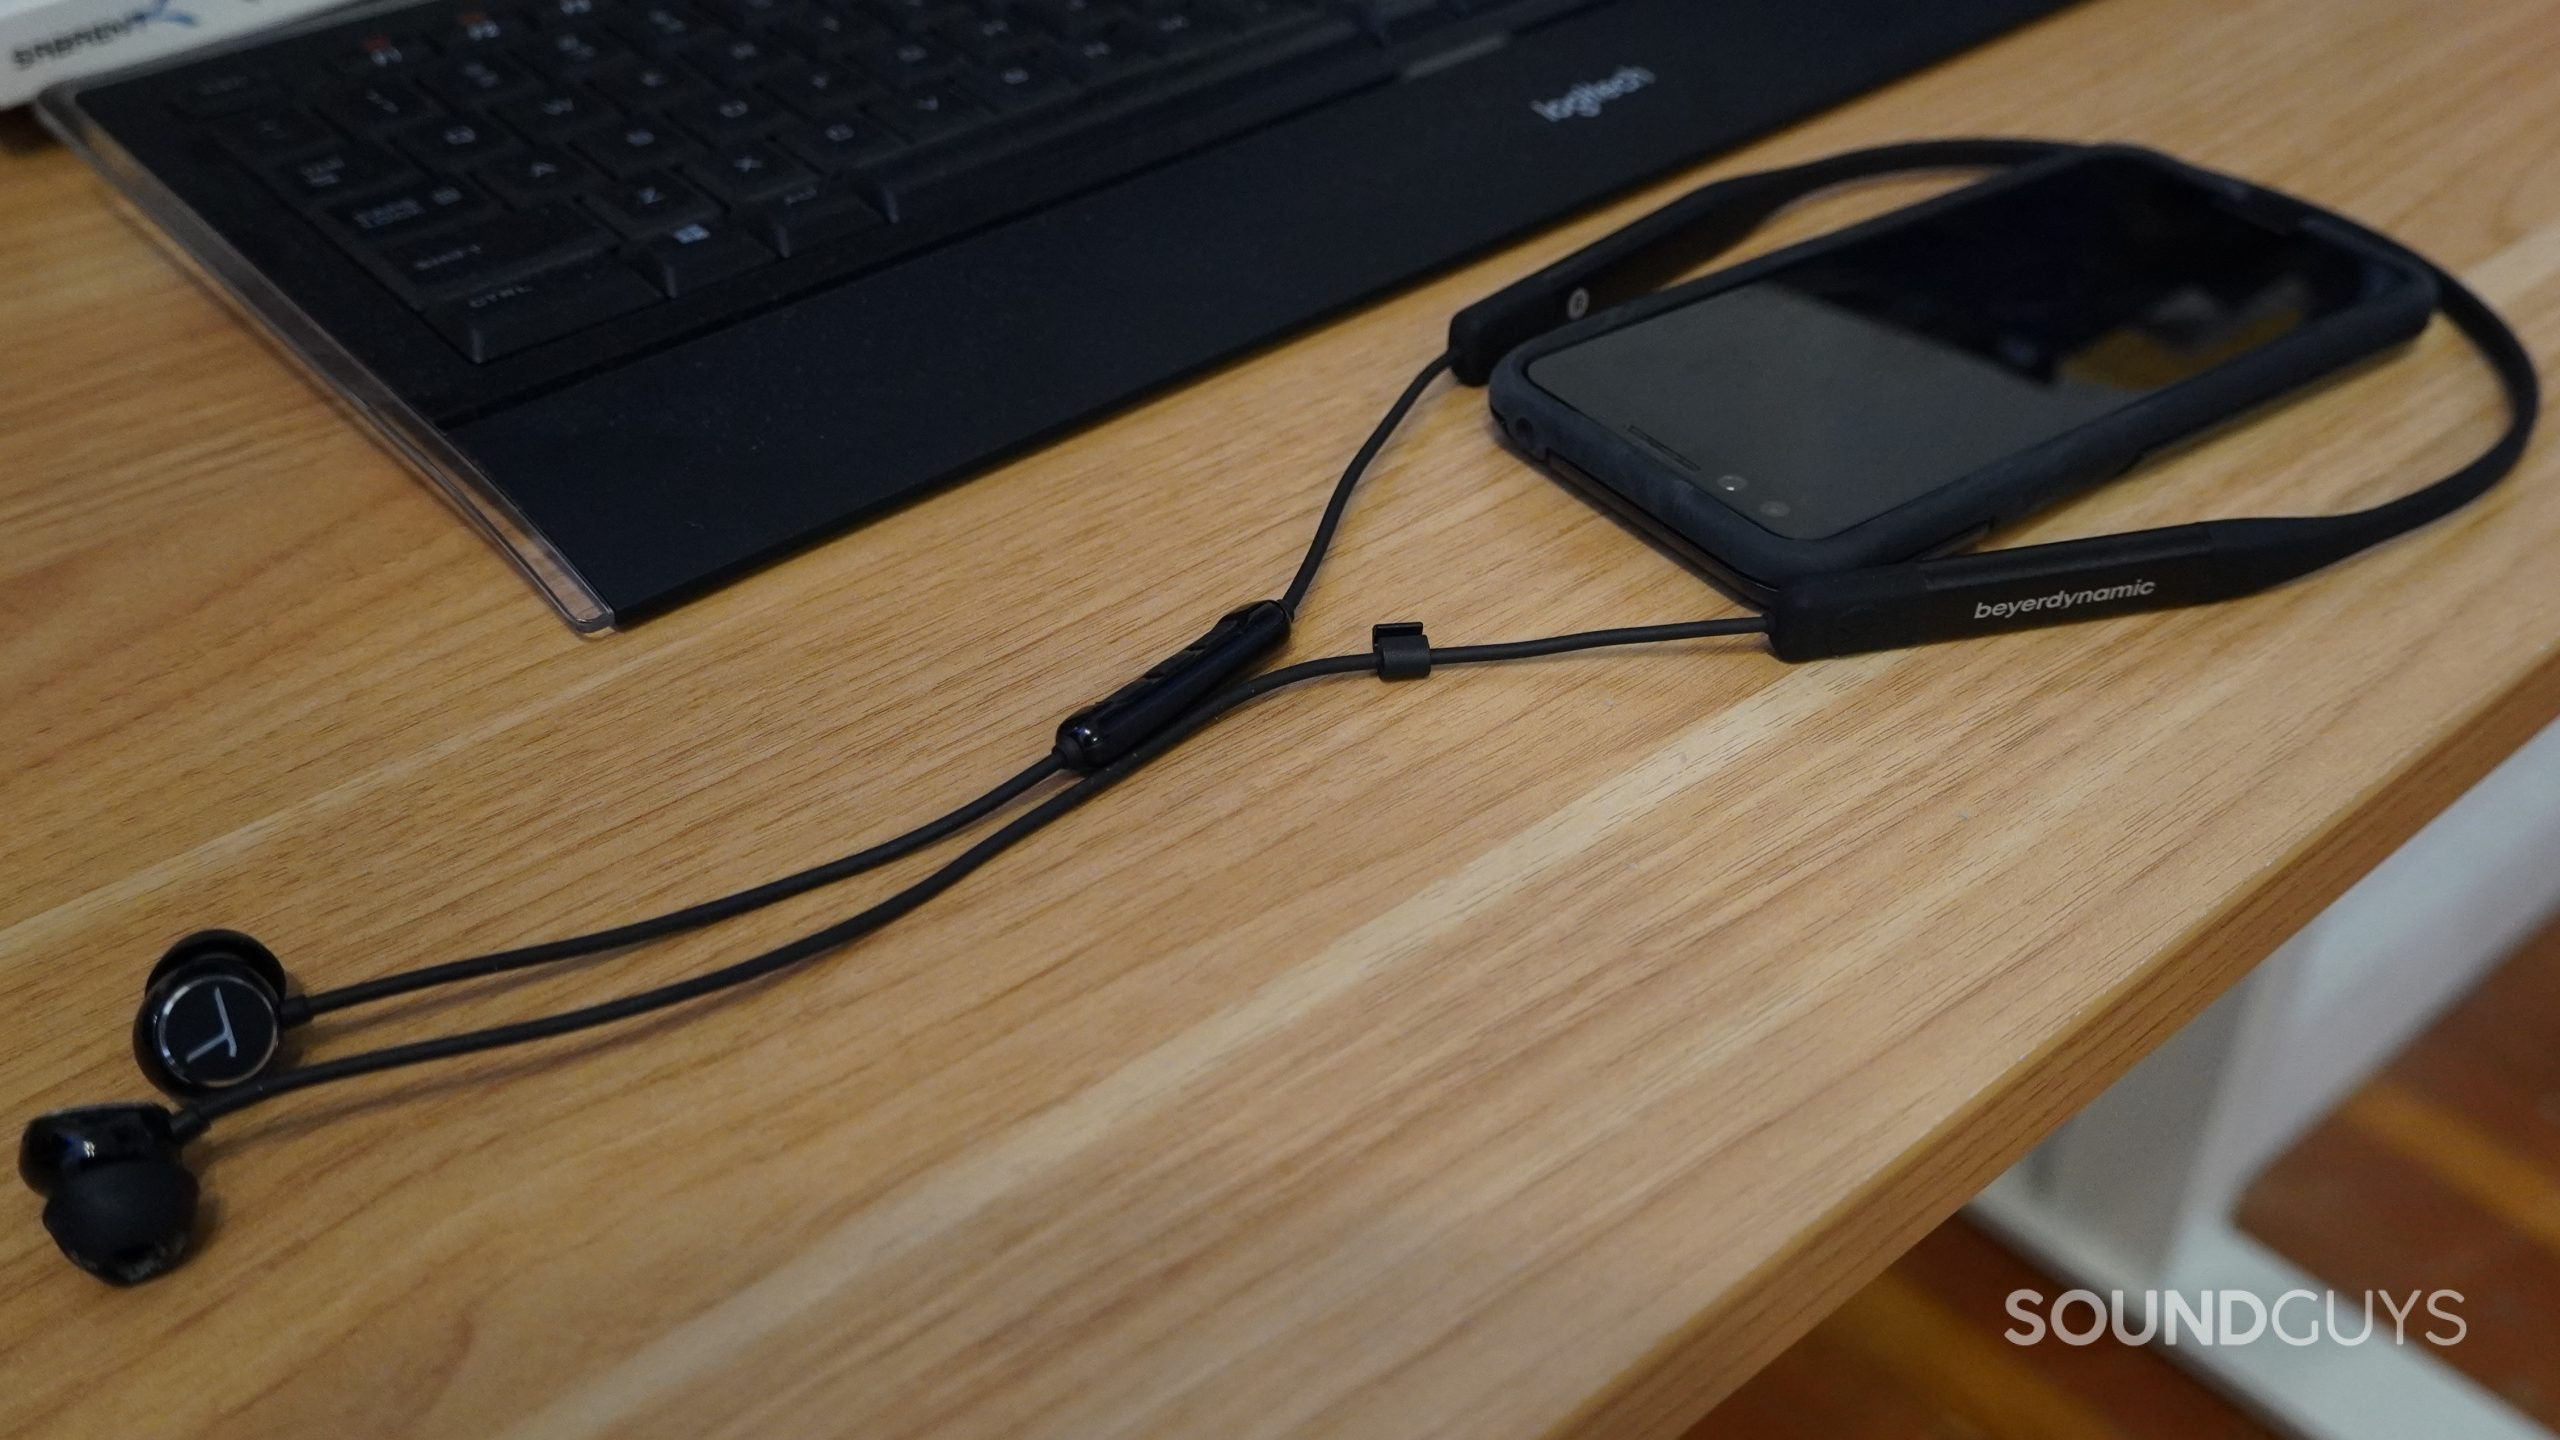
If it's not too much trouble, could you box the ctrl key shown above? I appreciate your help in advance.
[427,262,659,362]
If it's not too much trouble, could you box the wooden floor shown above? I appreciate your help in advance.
[1686,907,2560,1439]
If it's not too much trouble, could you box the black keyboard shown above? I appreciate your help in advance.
[172,0,1554,361]
[43,0,2070,628]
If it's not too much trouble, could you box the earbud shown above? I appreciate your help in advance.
[18,1103,203,1285]
[131,930,295,1097]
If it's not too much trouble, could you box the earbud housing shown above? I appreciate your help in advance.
[19,1103,200,1285]
[132,929,289,1096]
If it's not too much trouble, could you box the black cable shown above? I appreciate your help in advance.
[1279,353,1455,616]
[180,654,1373,1128]
[293,753,1065,1020]
[269,413,1758,1045]
[1431,617,1769,666]
[177,618,1770,1129]
[184,315,1771,1129]
[283,352,1453,1019]
[275,348,1526,1023]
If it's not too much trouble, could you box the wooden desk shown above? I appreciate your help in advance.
[6,0,2559,1434]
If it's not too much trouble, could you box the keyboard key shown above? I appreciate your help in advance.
[394,114,525,169]
[477,147,600,204]
[626,217,773,293]
[427,260,661,360]
[692,33,799,84]
[1015,0,1129,39]
[584,170,720,235]
[580,120,707,175]
[864,84,986,142]
[170,69,277,119]
[322,79,441,133]
[776,114,903,172]
[849,35,961,85]
[498,88,622,141]
[442,7,527,46]
[375,204,614,302]
[1057,27,1160,84]
[771,9,884,55]
[685,140,813,202]
[327,175,494,238]
[699,0,800,28]
[526,28,631,79]
[210,107,338,163]
[965,51,1079,111]
[422,54,543,108]
[864,0,962,26]
[943,11,1034,56]
[671,90,792,140]
[591,58,711,109]
[1134,7,1231,58]
[268,142,415,203]
[335,29,439,74]
[738,177,881,254]
[1219,0,1325,33]
[1217,0,1326,35]
[526,0,609,23]
[764,62,879,117]
[612,4,719,51]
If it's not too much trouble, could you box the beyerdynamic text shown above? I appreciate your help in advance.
[1974,579,2159,622]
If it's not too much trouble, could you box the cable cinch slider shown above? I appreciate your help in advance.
[1371,622,1432,680]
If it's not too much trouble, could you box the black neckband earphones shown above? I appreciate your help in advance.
[20,138,2534,1286]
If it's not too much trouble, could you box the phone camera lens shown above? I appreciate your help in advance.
[1757,500,1792,520]
[1712,474,1748,494]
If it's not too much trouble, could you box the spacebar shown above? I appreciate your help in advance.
[864,20,1381,223]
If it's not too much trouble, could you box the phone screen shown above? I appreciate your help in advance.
[1523,157,2385,540]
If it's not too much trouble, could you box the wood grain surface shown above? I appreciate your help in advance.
[6,0,2560,1435]
[1687,908,2560,1438]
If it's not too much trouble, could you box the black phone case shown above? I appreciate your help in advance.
[1486,146,2439,601]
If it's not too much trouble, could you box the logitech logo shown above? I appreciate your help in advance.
[1974,579,2158,622]
[1530,65,1657,122]
[14,0,195,69]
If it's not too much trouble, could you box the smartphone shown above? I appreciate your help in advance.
[1487,148,2437,601]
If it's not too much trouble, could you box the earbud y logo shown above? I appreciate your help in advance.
[182,987,239,1065]
[1530,66,1658,122]
[156,973,278,1087]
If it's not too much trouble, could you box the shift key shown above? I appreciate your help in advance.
[427,261,660,362]
[374,205,612,305]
